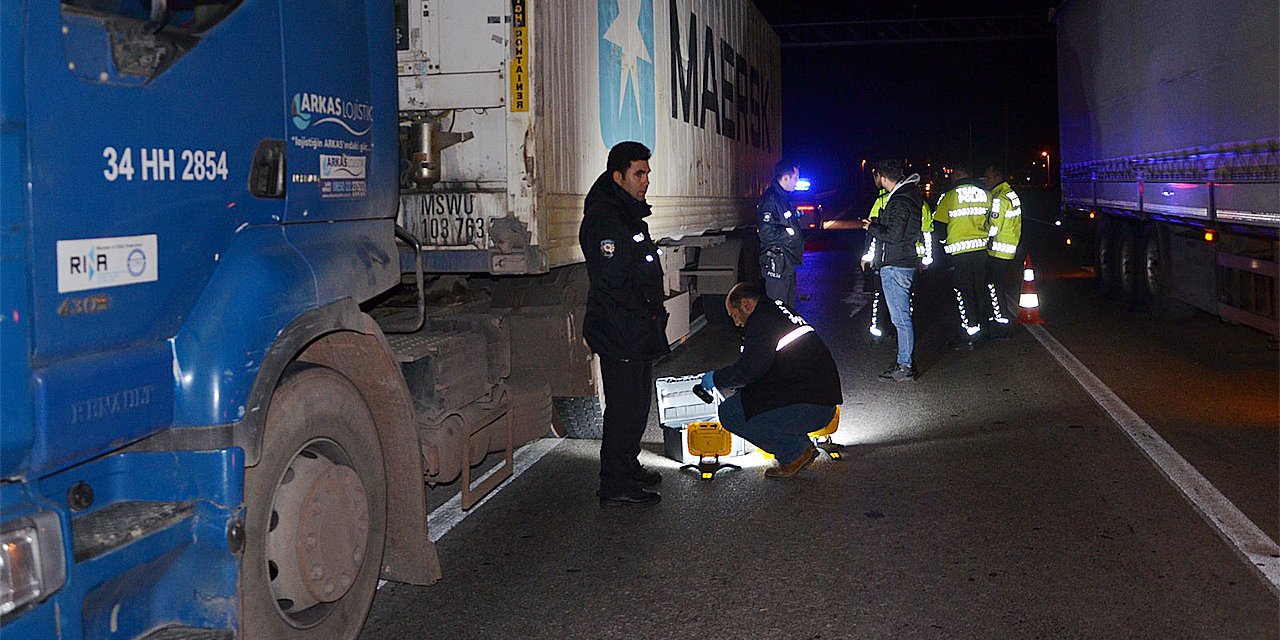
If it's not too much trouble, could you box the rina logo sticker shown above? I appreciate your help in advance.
[57,234,158,293]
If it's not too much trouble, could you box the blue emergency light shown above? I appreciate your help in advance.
[795,177,811,191]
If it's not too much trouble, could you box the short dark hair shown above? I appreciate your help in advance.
[874,158,904,181]
[607,141,651,175]
[951,161,974,177]
[985,163,1008,180]
[773,160,798,182]
[727,281,765,306]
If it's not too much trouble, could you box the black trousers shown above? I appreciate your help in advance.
[949,250,988,334]
[598,357,653,496]
[988,256,1018,320]
[764,263,797,308]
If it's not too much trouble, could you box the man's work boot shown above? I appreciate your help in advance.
[632,467,662,486]
[878,364,915,383]
[765,445,819,479]
[599,488,661,508]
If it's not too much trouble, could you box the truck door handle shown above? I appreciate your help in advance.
[248,140,286,198]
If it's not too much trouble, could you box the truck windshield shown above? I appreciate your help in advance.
[59,1,244,83]
[61,0,243,35]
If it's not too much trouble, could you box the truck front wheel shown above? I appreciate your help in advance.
[241,365,386,640]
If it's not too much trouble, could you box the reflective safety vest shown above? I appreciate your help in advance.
[867,188,936,265]
[987,181,1022,260]
[933,181,991,256]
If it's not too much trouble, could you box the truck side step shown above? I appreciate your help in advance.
[139,627,233,640]
[72,501,194,562]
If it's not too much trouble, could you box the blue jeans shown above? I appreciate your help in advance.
[880,266,916,366]
[718,394,835,464]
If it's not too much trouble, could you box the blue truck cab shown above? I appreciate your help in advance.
[2,2,439,637]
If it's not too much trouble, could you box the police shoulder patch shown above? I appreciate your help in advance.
[600,239,616,258]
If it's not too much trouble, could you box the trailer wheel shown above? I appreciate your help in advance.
[551,396,604,439]
[241,365,386,640]
[1095,216,1120,298]
[1143,224,1195,321]
[1118,222,1146,309]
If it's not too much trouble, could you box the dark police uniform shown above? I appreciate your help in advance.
[714,298,842,420]
[579,171,669,497]
[757,181,804,307]
[711,297,842,464]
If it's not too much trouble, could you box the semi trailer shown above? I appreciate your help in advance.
[1055,0,1279,333]
[0,0,780,637]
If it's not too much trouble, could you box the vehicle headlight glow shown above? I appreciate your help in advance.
[1,512,65,619]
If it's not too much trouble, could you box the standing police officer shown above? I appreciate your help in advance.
[933,163,995,348]
[579,141,669,508]
[984,164,1023,333]
[757,160,804,307]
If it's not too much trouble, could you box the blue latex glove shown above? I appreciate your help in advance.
[700,371,716,391]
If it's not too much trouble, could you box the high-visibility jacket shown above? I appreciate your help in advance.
[933,179,991,256]
[865,187,936,265]
[986,181,1022,260]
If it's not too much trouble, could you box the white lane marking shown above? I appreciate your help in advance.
[378,437,564,589]
[427,437,563,542]
[842,292,869,319]
[1027,324,1280,595]
[843,273,873,318]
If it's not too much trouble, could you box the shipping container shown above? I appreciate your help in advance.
[397,0,783,272]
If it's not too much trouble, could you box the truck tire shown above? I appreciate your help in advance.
[1095,215,1120,298]
[1143,224,1195,321]
[551,396,604,439]
[241,365,386,640]
[1118,221,1146,309]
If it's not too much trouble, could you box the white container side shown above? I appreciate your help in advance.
[532,0,783,267]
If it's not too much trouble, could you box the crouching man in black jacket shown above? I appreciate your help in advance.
[699,283,843,478]
[580,141,670,507]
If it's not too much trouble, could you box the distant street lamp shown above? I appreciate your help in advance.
[1041,150,1051,188]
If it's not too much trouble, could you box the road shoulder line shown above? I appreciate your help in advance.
[379,437,564,590]
[427,437,564,542]
[1027,324,1280,595]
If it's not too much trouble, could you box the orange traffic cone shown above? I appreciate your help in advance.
[1017,255,1045,324]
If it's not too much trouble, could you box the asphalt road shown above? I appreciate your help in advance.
[361,213,1279,639]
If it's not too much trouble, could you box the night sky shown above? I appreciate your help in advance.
[751,0,1061,192]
